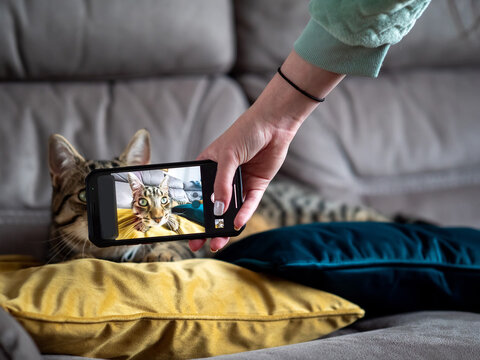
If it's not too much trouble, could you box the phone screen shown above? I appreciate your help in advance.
[87,161,243,246]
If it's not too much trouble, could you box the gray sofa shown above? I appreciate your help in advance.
[1,0,479,359]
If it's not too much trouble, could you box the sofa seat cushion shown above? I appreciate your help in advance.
[198,311,480,360]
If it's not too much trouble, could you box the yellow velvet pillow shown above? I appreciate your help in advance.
[0,255,364,359]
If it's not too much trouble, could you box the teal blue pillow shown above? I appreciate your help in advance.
[216,222,480,317]
[172,204,204,225]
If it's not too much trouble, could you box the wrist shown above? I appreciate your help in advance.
[282,50,345,100]
[251,50,345,133]
[251,74,314,133]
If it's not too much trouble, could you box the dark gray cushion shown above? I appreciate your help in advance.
[0,0,234,80]
[0,308,42,360]
[204,311,480,359]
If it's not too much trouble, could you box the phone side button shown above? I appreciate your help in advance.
[233,184,238,208]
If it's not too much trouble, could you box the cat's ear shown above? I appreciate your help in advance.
[119,129,151,166]
[160,175,169,193]
[128,172,144,191]
[48,134,85,187]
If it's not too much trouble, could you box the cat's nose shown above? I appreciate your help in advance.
[151,208,163,220]
[153,218,161,223]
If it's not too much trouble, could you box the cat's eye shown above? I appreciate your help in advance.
[161,196,168,205]
[138,198,148,207]
[78,190,87,203]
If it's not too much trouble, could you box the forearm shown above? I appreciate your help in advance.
[251,50,345,133]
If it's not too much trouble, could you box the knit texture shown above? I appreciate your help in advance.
[295,0,431,77]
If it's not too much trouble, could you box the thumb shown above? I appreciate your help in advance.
[213,155,239,216]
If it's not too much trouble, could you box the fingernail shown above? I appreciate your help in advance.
[214,201,225,216]
[210,248,219,253]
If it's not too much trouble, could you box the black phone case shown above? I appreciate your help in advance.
[86,160,245,247]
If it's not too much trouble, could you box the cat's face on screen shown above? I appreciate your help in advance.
[128,172,173,230]
[47,129,150,261]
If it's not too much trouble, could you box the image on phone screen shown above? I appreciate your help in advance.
[114,166,205,239]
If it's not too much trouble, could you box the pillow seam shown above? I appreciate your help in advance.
[278,261,480,271]
[3,308,364,324]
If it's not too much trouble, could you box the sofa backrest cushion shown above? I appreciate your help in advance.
[0,0,235,80]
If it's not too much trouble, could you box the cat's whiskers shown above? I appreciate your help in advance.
[47,232,88,264]
[46,240,72,265]
[124,226,137,240]
[60,237,83,262]
[48,236,72,255]
[33,231,71,244]
[81,236,88,259]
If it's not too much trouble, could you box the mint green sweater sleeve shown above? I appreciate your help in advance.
[294,0,431,77]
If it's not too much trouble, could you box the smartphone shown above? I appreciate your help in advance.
[86,160,244,247]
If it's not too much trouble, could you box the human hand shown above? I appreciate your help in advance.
[189,104,298,253]
[188,51,344,253]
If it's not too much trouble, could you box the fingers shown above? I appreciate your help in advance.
[213,154,239,216]
[189,238,230,252]
[210,237,230,252]
[234,189,265,230]
[197,145,240,217]
[189,239,207,252]
[195,152,209,161]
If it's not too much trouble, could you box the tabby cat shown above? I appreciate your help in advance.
[48,129,200,263]
[127,172,180,234]
[48,128,417,263]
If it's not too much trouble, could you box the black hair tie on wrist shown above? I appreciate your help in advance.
[277,67,325,102]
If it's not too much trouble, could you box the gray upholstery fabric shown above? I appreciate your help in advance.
[0,308,42,360]
[0,0,234,80]
[234,0,480,74]
[0,76,247,257]
[384,0,480,69]
[234,0,309,73]
[0,213,49,260]
[238,69,480,226]
[205,311,480,359]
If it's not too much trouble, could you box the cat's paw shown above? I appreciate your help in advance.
[142,251,182,262]
[167,216,180,232]
[134,222,150,233]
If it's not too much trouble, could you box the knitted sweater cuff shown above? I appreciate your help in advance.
[294,18,390,78]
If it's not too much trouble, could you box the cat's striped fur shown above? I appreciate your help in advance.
[235,178,390,240]
[48,129,203,263]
